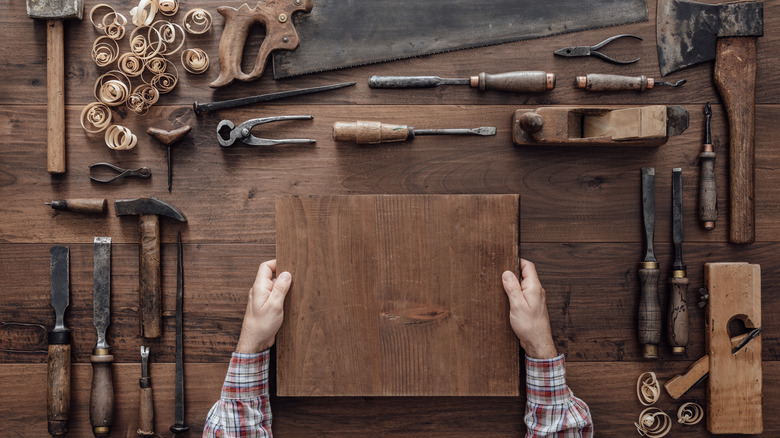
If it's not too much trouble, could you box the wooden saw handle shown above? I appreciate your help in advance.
[638,266,661,359]
[139,214,162,338]
[90,349,114,438]
[713,37,757,244]
[47,338,71,436]
[47,20,66,174]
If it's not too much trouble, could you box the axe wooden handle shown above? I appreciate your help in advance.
[139,214,162,338]
[713,37,757,244]
[47,20,66,174]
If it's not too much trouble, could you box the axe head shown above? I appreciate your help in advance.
[27,0,83,20]
[115,197,187,222]
[656,0,763,76]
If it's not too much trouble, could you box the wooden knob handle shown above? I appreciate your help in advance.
[332,121,411,144]
[714,36,757,244]
[471,71,555,92]
[47,340,71,436]
[699,148,717,230]
[139,214,162,338]
[46,20,66,174]
[575,74,650,92]
[137,382,154,436]
[668,274,690,354]
[638,266,661,358]
[90,349,114,438]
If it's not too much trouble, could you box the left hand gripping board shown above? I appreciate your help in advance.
[210,0,314,88]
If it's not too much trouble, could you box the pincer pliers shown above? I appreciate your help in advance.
[217,116,316,147]
[554,34,643,64]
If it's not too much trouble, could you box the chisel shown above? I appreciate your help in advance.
[90,237,113,438]
[669,169,689,354]
[333,121,495,145]
[575,73,686,91]
[47,246,71,436]
[45,199,107,215]
[639,168,661,359]
[699,103,717,230]
[369,71,556,93]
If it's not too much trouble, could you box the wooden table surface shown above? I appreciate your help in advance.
[1,0,777,436]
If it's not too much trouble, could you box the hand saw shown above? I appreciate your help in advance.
[211,0,648,87]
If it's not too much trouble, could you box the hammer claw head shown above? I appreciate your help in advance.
[27,0,83,19]
[115,197,187,222]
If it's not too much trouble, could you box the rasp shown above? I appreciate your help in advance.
[47,246,70,436]
[271,0,649,78]
[170,232,189,434]
[90,237,114,438]
[638,168,661,359]
[668,169,689,354]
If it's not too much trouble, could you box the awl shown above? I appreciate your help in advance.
[47,246,71,436]
[699,103,717,230]
[90,237,113,438]
[170,233,189,434]
[369,71,555,93]
[669,169,689,354]
[333,121,496,145]
[638,168,661,359]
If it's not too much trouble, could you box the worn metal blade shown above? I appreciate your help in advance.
[656,0,763,76]
[273,0,648,78]
[50,246,70,333]
[641,168,656,263]
[414,127,497,136]
[672,168,685,271]
[666,105,690,138]
[93,237,112,350]
[172,232,188,432]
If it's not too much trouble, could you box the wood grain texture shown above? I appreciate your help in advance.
[276,195,520,396]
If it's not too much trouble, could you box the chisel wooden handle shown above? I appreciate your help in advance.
[137,378,154,435]
[47,20,66,174]
[714,37,756,244]
[47,335,71,436]
[333,121,411,144]
[668,274,689,354]
[470,71,555,92]
[575,73,653,91]
[47,199,108,214]
[139,214,162,338]
[699,146,717,230]
[90,348,114,438]
[638,264,661,359]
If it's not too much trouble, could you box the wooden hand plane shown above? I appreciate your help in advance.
[512,105,688,146]
[664,263,762,434]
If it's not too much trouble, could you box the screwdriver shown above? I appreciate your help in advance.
[332,121,496,145]
[575,73,686,91]
[45,199,107,214]
[369,71,555,93]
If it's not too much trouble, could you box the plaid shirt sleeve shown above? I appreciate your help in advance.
[202,350,272,438]
[524,354,593,438]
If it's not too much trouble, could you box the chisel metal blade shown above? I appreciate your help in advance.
[93,237,111,350]
[641,168,657,263]
[50,247,70,332]
[672,168,685,271]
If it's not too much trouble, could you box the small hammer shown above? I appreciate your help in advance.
[115,197,187,338]
[27,0,83,174]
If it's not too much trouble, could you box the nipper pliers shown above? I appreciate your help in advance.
[89,162,152,183]
[217,116,316,147]
[554,34,643,64]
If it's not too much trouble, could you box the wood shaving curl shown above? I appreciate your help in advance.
[103,21,126,40]
[636,372,660,406]
[635,408,671,438]
[158,0,179,16]
[90,4,117,30]
[94,71,131,106]
[183,8,212,34]
[80,102,112,133]
[677,402,703,425]
[130,0,157,27]
[151,72,178,94]
[181,48,209,74]
[126,84,159,115]
[118,53,145,77]
[92,36,120,67]
[130,26,162,60]
[141,57,178,93]
[151,20,185,55]
[104,125,138,150]
[90,4,127,40]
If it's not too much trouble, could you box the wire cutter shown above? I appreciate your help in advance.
[217,116,316,147]
[554,34,642,64]
[89,162,152,183]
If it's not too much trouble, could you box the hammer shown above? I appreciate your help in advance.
[656,0,763,244]
[26,0,82,174]
[115,198,187,338]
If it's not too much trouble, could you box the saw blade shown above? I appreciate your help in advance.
[272,0,648,78]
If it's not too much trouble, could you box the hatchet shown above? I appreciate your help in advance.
[657,0,763,244]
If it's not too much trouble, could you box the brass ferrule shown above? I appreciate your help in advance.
[575,75,587,89]
[545,73,556,90]
[671,346,685,354]
[643,344,658,359]
[640,261,659,269]
[672,270,686,278]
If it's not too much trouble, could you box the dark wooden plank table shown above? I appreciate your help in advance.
[0,0,777,436]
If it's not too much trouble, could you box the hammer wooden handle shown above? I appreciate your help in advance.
[47,341,70,436]
[90,349,114,438]
[638,266,661,359]
[139,214,162,338]
[333,121,411,144]
[668,275,689,354]
[47,20,66,174]
[714,37,757,244]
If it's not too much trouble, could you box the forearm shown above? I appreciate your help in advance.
[203,351,272,438]
[524,354,593,438]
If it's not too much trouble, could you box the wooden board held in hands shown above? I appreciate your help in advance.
[276,194,521,396]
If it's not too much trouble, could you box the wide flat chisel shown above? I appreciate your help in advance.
[639,168,661,359]
[669,169,689,354]
[369,71,555,93]
[90,237,113,438]
[48,246,71,436]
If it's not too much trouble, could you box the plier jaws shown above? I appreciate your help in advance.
[554,34,642,64]
[217,115,316,147]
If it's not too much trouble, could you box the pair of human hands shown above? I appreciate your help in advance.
[236,259,557,359]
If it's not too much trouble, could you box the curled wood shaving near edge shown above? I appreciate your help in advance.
[158,0,179,16]
[636,372,660,406]
[92,36,119,67]
[80,102,112,133]
[181,48,209,74]
[104,125,138,150]
[634,408,671,438]
[94,71,131,106]
[677,402,704,425]
[183,8,212,34]
[89,4,117,30]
